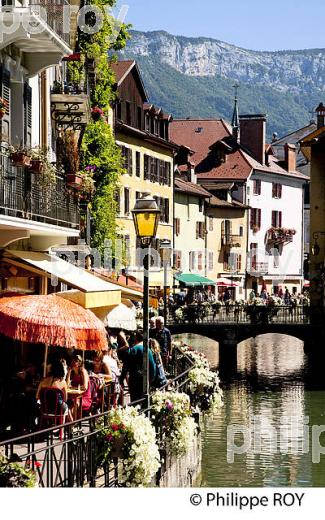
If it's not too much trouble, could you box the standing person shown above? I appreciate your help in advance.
[121,330,156,404]
[151,316,172,368]
[149,339,167,388]
[106,345,122,406]
[284,287,291,304]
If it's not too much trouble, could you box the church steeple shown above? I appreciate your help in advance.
[232,83,240,141]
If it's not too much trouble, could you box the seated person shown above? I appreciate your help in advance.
[92,352,112,377]
[36,361,71,421]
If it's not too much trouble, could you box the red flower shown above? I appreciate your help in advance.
[111,424,119,432]
[35,461,42,468]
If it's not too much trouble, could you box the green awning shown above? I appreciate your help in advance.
[175,273,216,287]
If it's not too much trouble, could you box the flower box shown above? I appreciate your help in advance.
[110,434,126,459]
[66,173,83,189]
[10,152,31,167]
[29,159,44,174]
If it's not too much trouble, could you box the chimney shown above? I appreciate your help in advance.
[239,114,266,165]
[188,162,196,184]
[284,143,296,172]
[316,103,325,129]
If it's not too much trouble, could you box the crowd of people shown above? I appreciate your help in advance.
[3,316,173,435]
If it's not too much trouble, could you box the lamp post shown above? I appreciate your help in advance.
[132,194,160,411]
[160,238,172,324]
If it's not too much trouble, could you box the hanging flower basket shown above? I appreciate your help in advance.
[66,173,83,189]
[10,152,31,167]
[29,159,44,174]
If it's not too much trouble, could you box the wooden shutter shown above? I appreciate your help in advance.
[0,66,11,141]
[24,82,32,148]
[279,211,282,228]
[258,209,261,229]
[272,211,276,228]
[279,184,282,198]
[144,155,149,180]
[165,198,169,224]
[272,183,276,198]
[128,148,133,175]
[196,222,199,239]
[221,220,225,236]
[250,211,254,229]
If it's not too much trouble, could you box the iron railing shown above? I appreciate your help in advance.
[0,347,196,488]
[0,147,79,230]
[167,303,311,326]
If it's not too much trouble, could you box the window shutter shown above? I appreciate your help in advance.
[196,222,199,239]
[128,148,133,175]
[0,66,11,141]
[221,220,225,236]
[279,211,282,228]
[258,209,261,229]
[272,184,275,198]
[272,211,276,228]
[165,199,169,224]
[24,82,32,147]
[279,184,282,198]
[250,211,254,229]
[144,155,149,180]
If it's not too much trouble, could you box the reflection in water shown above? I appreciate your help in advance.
[174,333,325,487]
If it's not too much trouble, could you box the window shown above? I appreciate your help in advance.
[196,222,205,239]
[121,146,133,175]
[144,155,149,180]
[236,253,242,272]
[272,183,282,199]
[174,251,182,270]
[189,252,196,271]
[223,251,230,271]
[198,252,203,271]
[250,208,261,230]
[174,218,181,236]
[250,242,258,270]
[222,219,232,239]
[273,244,280,268]
[136,151,141,177]
[239,225,244,237]
[115,190,121,214]
[209,217,214,232]
[208,252,214,271]
[271,210,282,228]
[116,101,122,120]
[125,101,131,125]
[124,188,130,215]
[253,179,261,195]
[137,106,142,129]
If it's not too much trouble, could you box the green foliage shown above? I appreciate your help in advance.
[0,456,36,488]
[74,0,130,253]
[81,120,126,252]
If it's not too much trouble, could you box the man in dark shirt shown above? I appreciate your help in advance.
[122,330,156,404]
[151,317,172,367]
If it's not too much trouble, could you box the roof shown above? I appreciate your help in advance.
[171,118,308,182]
[111,60,148,102]
[208,196,249,209]
[201,182,234,190]
[175,178,211,197]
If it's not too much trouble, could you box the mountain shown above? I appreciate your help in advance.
[122,30,325,138]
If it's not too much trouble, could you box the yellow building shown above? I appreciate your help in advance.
[111,61,176,290]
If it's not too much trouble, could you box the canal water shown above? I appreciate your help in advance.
[174,333,325,487]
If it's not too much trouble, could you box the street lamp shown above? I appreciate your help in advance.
[132,194,160,411]
[311,232,325,256]
[160,238,173,324]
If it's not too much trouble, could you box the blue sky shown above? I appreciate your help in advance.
[116,0,325,51]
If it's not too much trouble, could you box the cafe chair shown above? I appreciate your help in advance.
[82,376,101,417]
[39,387,68,440]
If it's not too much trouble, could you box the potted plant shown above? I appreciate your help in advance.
[0,96,7,120]
[29,147,56,187]
[9,144,32,167]
[0,455,36,488]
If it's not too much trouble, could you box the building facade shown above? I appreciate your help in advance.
[111,60,176,290]
[171,115,306,297]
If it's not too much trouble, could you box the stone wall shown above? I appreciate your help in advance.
[158,433,202,488]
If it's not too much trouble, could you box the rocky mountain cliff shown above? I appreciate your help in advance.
[122,30,325,137]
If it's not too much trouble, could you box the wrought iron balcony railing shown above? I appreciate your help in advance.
[0,147,79,231]
[221,233,243,247]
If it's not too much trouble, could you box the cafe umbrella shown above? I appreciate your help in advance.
[0,294,108,375]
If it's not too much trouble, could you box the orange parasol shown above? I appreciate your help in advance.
[0,294,107,352]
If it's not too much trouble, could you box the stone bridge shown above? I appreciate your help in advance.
[167,305,321,374]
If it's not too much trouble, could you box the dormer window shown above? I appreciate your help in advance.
[195,127,203,133]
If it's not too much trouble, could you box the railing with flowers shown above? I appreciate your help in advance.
[266,227,296,245]
[0,343,222,488]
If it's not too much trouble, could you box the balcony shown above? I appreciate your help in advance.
[266,227,296,246]
[221,233,243,248]
[0,0,72,76]
[0,147,79,233]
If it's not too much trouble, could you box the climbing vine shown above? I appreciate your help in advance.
[73,0,130,253]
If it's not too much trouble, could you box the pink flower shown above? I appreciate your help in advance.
[165,400,174,411]
[105,433,113,442]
